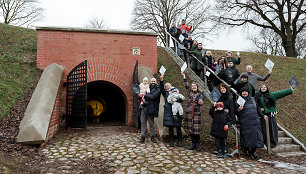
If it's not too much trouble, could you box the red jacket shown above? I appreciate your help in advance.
[180,24,192,34]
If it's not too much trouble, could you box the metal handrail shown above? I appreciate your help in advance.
[166,32,239,97]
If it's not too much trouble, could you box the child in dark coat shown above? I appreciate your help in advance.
[209,102,232,158]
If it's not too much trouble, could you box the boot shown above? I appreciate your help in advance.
[187,135,195,150]
[151,136,157,143]
[195,135,201,152]
[223,147,228,158]
[139,136,145,143]
[217,150,223,158]
[177,128,182,147]
[170,136,174,147]
[169,128,174,147]
[223,150,228,158]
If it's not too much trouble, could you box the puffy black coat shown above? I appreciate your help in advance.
[218,92,235,124]
[235,96,264,148]
[218,67,240,86]
[209,106,231,138]
[160,81,184,127]
[144,84,161,117]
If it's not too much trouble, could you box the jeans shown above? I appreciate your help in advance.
[140,106,155,137]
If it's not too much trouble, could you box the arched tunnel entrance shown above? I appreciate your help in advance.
[86,81,126,125]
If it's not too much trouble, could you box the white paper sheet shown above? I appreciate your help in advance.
[181,62,187,72]
[237,52,240,56]
[265,59,274,70]
[205,71,211,77]
[179,34,184,42]
[159,65,166,75]
[237,96,246,106]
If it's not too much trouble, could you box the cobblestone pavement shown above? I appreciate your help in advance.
[43,126,300,174]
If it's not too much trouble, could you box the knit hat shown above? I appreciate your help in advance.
[241,74,248,79]
[215,102,224,109]
[226,50,232,55]
[143,77,148,83]
[170,87,179,93]
[239,87,249,95]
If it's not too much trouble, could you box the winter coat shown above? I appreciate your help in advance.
[187,48,204,71]
[235,80,255,97]
[209,106,232,138]
[180,24,192,34]
[235,72,270,92]
[160,80,184,127]
[218,92,235,124]
[204,55,216,71]
[235,96,264,148]
[256,88,293,114]
[184,79,204,135]
[218,67,240,86]
[226,57,240,69]
[169,27,178,37]
[144,84,161,117]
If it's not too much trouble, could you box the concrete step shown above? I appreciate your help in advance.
[278,131,285,137]
[272,144,301,153]
[275,151,306,158]
[278,137,293,145]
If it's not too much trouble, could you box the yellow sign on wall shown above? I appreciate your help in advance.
[133,47,140,55]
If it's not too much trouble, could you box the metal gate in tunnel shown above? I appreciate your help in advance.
[132,60,139,128]
[66,60,88,128]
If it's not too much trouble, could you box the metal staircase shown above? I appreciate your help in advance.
[164,46,213,103]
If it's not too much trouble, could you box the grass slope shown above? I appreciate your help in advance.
[157,47,306,145]
[0,23,41,117]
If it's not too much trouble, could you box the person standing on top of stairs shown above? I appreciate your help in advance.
[226,51,241,69]
[255,84,295,148]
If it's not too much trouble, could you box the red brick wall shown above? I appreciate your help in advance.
[37,28,157,141]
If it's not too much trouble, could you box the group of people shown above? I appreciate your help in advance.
[136,21,296,159]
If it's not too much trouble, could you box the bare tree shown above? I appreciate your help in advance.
[130,0,211,46]
[212,0,306,58]
[249,28,285,56]
[0,0,43,26]
[85,16,107,29]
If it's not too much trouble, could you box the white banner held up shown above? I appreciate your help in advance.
[159,65,166,75]
[181,62,187,72]
[237,96,246,106]
[265,59,274,70]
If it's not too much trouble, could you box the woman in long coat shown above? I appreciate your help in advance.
[181,72,204,152]
[160,75,185,147]
[255,84,294,148]
[236,87,267,159]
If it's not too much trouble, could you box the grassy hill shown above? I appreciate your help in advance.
[0,23,41,118]
[157,47,306,145]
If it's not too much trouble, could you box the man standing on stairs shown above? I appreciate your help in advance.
[255,84,295,148]
[160,75,184,147]
[236,65,271,92]
[186,43,205,80]
[226,51,241,69]
[139,78,161,143]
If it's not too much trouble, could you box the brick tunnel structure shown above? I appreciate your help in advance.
[36,27,157,140]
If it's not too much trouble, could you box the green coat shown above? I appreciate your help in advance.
[187,49,204,71]
[226,57,240,68]
[257,88,293,114]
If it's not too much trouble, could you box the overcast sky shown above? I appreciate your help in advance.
[33,0,253,52]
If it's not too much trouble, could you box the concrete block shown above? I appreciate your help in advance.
[17,63,64,144]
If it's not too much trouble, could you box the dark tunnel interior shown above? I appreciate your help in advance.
[87,81,126,124]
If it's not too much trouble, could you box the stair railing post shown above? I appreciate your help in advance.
[265,118,271,154]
